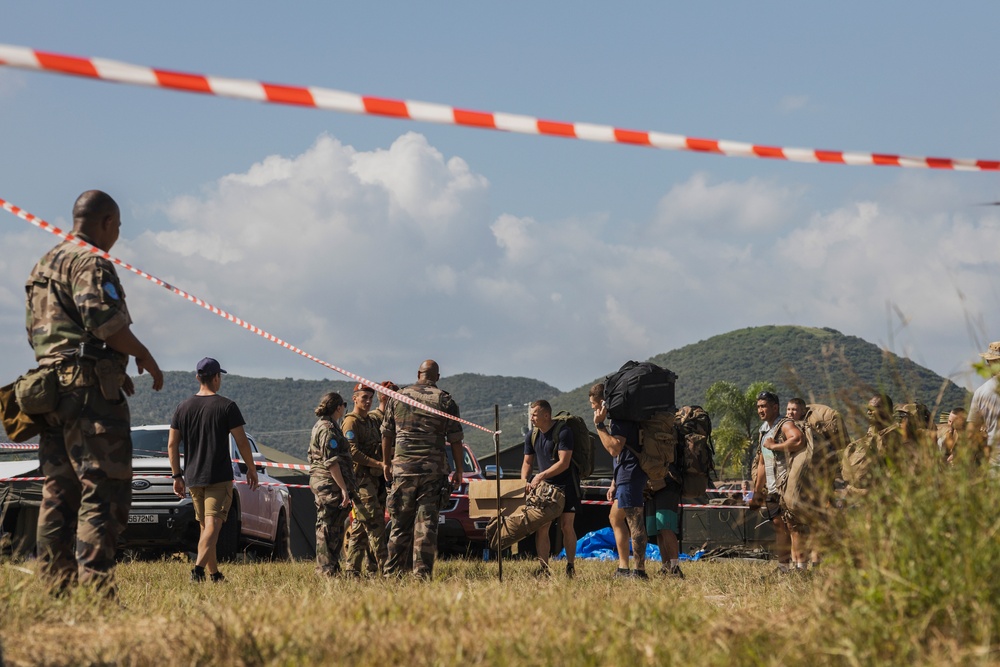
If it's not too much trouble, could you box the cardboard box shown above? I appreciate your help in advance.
[467,479,525,519]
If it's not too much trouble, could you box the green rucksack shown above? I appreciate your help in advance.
[674,405,716,499]
[623,411,678,487]
[780,403,845,520]
[530,411,596,481]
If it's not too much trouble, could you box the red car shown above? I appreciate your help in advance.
[437,444,487,555]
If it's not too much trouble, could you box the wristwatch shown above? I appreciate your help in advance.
[596,422,608,431]
[171,473,184,479]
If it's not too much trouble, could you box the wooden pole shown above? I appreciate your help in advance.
[494,404,502,582]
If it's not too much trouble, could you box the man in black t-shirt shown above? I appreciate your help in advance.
[168,357,259,583]
[521,400,577,578]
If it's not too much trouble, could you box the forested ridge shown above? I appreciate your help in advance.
[127,326,969,459]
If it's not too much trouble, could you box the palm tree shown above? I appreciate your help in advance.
[704,380,777,479]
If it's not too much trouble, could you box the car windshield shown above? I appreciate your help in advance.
[131,429,257,460]
[132,430,173,458]
[445,447,475,473]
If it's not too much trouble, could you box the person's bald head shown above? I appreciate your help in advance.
[73,190,118,225]
[72,190,121,251]
[417,359,440,383]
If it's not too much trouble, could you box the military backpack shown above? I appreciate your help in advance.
[674,405,715,499]
[530,411,596,482]
[623,411,679,490]
[780,403,846,520]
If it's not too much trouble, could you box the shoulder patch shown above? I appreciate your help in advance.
[345,430,356,441]
[103,282,120,300]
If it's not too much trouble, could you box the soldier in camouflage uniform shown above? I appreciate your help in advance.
[356,380,395,571]
[25,191,163,596]
[307,391,356,576]
[368,380,397,426]
[342,383,388,576]
[382,360,464,578]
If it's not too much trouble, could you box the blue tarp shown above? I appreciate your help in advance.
[555,527,703,561]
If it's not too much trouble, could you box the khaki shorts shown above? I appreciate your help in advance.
[191,481,234,524]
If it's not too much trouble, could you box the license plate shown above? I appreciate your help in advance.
[128,514,158,524]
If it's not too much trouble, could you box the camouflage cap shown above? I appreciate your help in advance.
[981,341,1000,362]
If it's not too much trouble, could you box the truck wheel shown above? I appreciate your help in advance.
[270,511,291,561]
[217,497,242,562]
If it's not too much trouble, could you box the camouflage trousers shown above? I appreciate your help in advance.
[310,474,351,575]
[36,386,132,594]
[344,473,388,575]
[385,473,448,578]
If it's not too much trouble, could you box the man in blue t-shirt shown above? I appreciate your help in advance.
[590,383,649,579]
[520,400,577,578]
[168,357,259,583]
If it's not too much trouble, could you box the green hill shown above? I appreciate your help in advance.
[653,326,968,412]
[551,325,969,428]
[126,371,558,460]
[126,326,969,460]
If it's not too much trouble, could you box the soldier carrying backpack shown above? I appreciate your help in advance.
[590,381,650,579]
[484,401,593,578]
[602,361,691,578]
[520,400,585,578]
[781,399,847,525]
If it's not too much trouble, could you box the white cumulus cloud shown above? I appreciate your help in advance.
[1,135,997,398]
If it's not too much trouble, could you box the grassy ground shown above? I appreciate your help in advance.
[0,557,801,666]
[3,446,1000,666]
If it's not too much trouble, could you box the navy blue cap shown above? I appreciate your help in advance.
[196,357,227,376]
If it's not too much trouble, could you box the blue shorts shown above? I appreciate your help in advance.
[615,482,645,510]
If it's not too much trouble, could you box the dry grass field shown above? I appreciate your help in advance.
[2,446,999,666]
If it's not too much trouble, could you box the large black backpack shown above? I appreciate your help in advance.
[603,361,677,422]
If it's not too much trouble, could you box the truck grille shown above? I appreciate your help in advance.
[131,467,187,505]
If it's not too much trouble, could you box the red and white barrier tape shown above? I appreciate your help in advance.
[578,499,748,509]
[581,483,748,496]
[0,443,38,451]
[0,198,495,435]
[449,492,747,509]
[0,474,751,506]
[0,43,996,172]
[234,458,310,471]
[0,474,308,490]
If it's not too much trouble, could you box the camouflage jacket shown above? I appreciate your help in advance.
[381,382,463,477]
[342,410,383,477]
[307,417,357,491]
[25,234,131,366]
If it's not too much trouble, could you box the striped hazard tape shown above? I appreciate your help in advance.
[0,472,751,506]
[450,492,746,510]
[0,198,495,435]
[0,43,996,172]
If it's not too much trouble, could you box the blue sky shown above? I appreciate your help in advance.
[1,2,999,398]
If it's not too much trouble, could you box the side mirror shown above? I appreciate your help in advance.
[252,452,267,474]
[483,465,503,480]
